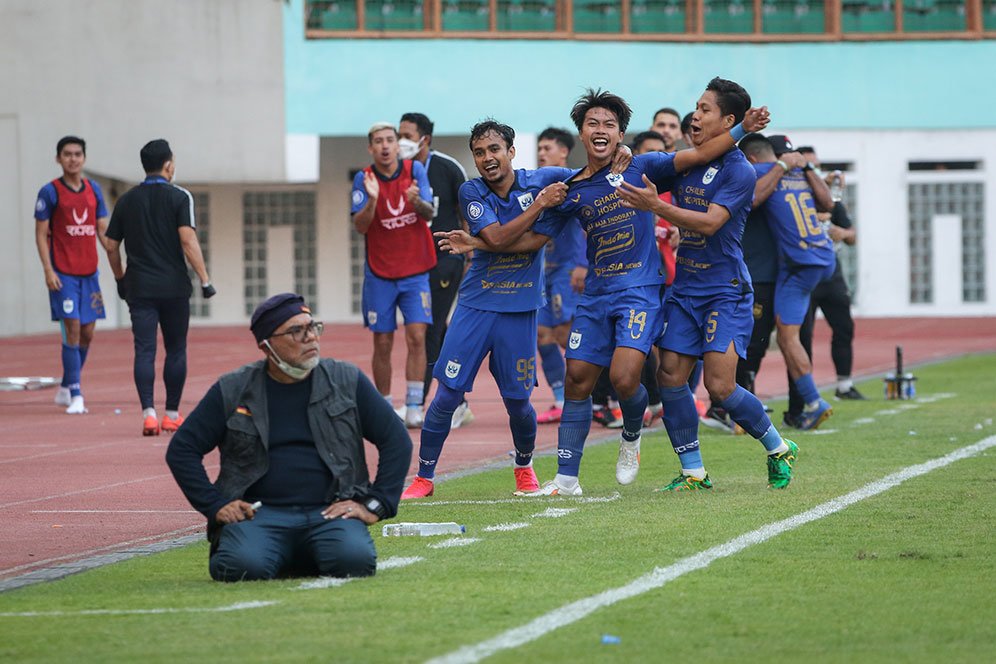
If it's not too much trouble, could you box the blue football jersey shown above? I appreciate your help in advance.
[753,163,836,269]
[670,148,756,296]
[458,167,574,312]
[535,152,675,295]
[544,216,586,273]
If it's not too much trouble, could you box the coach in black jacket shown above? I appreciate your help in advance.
[166,293,412,582]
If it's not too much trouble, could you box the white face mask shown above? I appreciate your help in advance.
[262,340,319,380]
[398,137,423,160]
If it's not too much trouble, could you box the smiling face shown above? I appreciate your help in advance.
[651,111,681,151]
[368,128,400,170]
[579,107,623,164]
[689,91,734,148]
[57,143,85,178]
[470,130,515,186]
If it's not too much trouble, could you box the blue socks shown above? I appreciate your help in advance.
[556,398,592,477]
[61,343,82,397]
[504,397,536,466]
[538,343,566,403]
[718,385,783,453]
[795,373,821,408]
[416,384,463,480]
[619,384,648,443]
[659,384,702,470]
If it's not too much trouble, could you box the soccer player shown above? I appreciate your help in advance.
[34,136,109,415]
[398,112,476,429]
[740,133,835,430]
[440,89,769,495]
[534,127,587,425]
[351,122,436,428]
[400,119,572,499]
[617,77,798,490]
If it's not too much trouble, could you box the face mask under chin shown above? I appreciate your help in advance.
[263,340,317,380]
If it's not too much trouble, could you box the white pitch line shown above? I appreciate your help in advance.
[852,418,876,425]
[0,600,278,618]
[482,523,531,532]
[296,556,424,590]
[402,493,620,507]
[811,429,837,435]
[531,508,576,518]
[876,409,902,416]
[429,538,481,549]
[427,436,996,664]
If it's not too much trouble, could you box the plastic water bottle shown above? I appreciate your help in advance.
[829,171,844,202]
[381,522,466,537]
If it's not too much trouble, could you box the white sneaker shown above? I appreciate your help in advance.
[404,406,424,429]
[616,435,641,485]
[66,395,87,414]
[525,478,583,497]
[451,401,475,429]
[54,387,71,407]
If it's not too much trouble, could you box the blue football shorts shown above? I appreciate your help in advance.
[361,264,432,332]
[565,284,664,367]
[433,305,537,399]
[774,262,835,325]
[49,271,105,324]
[657,290,754,359]
[538,264,581,329]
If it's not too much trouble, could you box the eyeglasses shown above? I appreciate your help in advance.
[269,321,324,342]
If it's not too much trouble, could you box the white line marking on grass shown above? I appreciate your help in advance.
[404,492,620,507]
[876,409,902,415]
[579,492,621,503]
[429,538,481,549]
[428,436,996,664]
[531,508,576,518]
[852,418,876,425]
[811,429,837,435]
[896,404,919,411]
[296,556,425,590]
[0,600,278,618]
[916,393,956,404]
[482,523,530,532]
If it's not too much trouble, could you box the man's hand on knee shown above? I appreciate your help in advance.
[322,499,378,525]
[215,500,257,524]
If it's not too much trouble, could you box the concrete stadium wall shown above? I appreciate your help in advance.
[0,0,286,336]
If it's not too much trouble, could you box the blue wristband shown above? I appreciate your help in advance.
[729,123,746,142]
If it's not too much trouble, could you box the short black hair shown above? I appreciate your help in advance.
[57,136,86,157]
[469,119,515,150]
[140,139,173,174]
[738,133,773,159]
[705,77,751,125]
[681,111,694,135]
[538,127,575,152]
[653,107,681,122]
[631,130,666,153]
[400,112,434,138]
[796,146,816,155]
[570,88,633,134]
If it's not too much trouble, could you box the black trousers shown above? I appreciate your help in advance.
[128,297,190,411]
[737,282,775,393]
[422,257,465,403]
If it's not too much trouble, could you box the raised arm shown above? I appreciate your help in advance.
[673,106,770,173]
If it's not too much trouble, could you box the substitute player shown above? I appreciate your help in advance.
[352,122,436,428]
[618,77,799,491]
[740,133,835,430]
[34,136,109,415]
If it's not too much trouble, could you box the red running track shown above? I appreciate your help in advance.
[1,316,994,582]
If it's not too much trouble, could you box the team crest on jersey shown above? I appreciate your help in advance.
[36,199,46,213]
[367,311,378,325]
[579,205,596,221]
[445,360,461,379]
[63,299,74,315]
[352,190,364,207]
[516,193,534,211]
[702,167,719,185]
[568,331,582,350]
[605,172,624,188]
[466,201,484,221]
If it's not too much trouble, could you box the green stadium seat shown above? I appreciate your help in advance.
[985,0,996,30]
[442,0,489,31]
[762,0,825,33]
[307,1,359,30]
[704,0,754,33]
[630,0,686,33]
[904,0,965,31]
[364,0,425,31]
[573,0,622,33]
[842,0,896,32]
[497,0,558,31]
